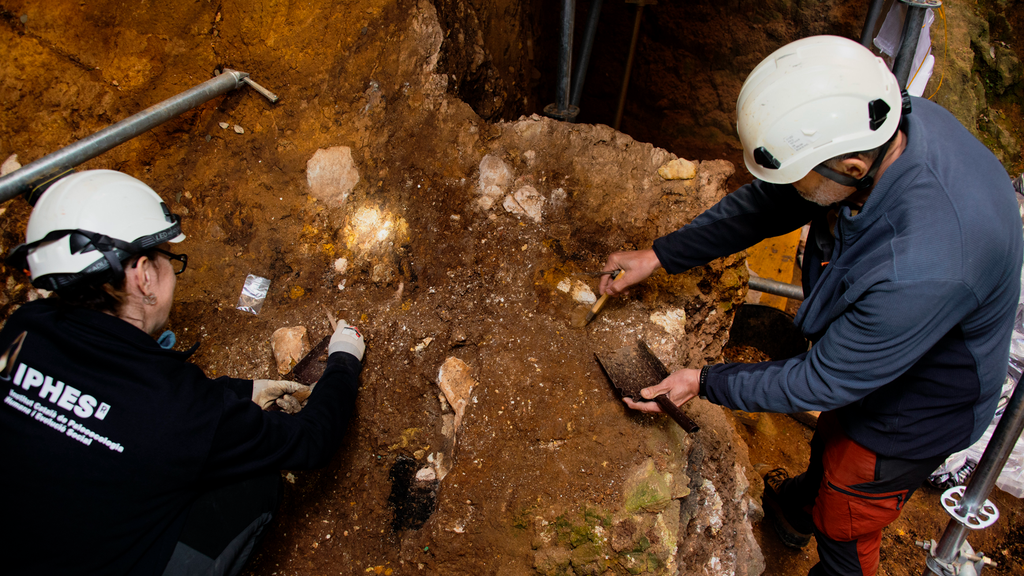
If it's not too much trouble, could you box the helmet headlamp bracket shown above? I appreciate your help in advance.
[754,147,782,170]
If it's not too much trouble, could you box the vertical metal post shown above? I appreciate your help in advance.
[922,372,1024,575]
[543,0,580,121]
[569,0,605,109]
[860,0,887,47]
[556,0,575,112]
[891,3,930,89]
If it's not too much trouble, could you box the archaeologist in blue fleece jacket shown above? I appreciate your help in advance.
[600,36,1023,576]
[0,170,365,575]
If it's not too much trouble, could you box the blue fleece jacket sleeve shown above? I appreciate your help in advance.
[704,279,977,413]
[653,179,821,273]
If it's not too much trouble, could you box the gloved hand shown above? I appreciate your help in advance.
[328,320,365,361]
[252,379,312,414]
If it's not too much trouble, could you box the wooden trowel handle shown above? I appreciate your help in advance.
[654,394,700,433]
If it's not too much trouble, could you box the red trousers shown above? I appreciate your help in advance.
[777,412,946,576]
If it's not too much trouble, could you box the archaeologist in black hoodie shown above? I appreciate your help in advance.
[0,169,365,576]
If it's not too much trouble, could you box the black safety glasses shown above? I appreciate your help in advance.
[152,248,188,275]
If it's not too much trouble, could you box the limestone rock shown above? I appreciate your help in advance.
[1,154,20,176]
[650,308,687,337]
[271,326,310,375]
[477,154,512,210]
[438,357,476,433]
[658,158,697,180]
[502,185,545,222]
[306,146,360,208]
[570,280,596,305]
[624,458,673,513]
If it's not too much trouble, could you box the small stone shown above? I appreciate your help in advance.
[570,280,596,305]
[477,155,512,210]
[658,158,697,180]
[1,154,21,177]
[334,257,349,274]
[556,279,571,293]
[218,122,229,129]
[412,337,433,353]
[438,357,476,435]
[233,124,245,134]
[503,186,545,222]
[271,326,310,375]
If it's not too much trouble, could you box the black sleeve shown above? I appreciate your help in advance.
[652,179,822,273]
[213,376,254,400]
[200,352,362,481]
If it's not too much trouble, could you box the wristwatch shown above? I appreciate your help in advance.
[698,365,710,400]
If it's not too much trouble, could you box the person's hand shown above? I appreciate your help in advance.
[328,320,365,361]
[622,368,701,413]
[599,248,663,296]
[252,379,312,414]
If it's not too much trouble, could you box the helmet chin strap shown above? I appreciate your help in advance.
[811,132,896,191]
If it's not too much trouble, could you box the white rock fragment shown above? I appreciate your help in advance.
[233,124,245,134]
[271,326,310,375]
[650,308,687,338]
[218,122,229,130]
[306,146,360,208]
[556,279,571,293]
[571,281,596,305]
[693,479,724,535]
[549,187,567,208]
[658,158,697,180]
[438,357,477,434]
[502,185,545,222]
[415,467,437,482]
[476,154,512,210]
[1,154,21,176]
[412,337,434,353]
[334,257,349,274]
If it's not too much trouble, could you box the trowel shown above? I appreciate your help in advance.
[596,340,700,433]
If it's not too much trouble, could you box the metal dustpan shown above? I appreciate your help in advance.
[596,340,699,433]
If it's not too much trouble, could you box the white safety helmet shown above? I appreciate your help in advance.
[736,35,904,185]
[8,170,184,291]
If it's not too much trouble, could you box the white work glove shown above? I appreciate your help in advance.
[328,321,365,361]
[252,379,312,414]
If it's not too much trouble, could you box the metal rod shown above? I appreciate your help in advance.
[0,69,251,204]
[748,276,805,301]
[860,0,887,47]
[569,0,604,109]
[242,76,279,103]
[923,372,1024,575]
[892,5,928,89]
[613,3,645,131]
[555,0,576,113]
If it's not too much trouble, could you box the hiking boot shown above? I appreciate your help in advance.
[762,468,813,549]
